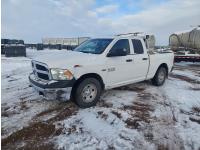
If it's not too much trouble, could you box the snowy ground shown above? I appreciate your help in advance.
[1,49,200,150]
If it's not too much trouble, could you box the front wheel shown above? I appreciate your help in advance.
[152,67,167,86]
[74,78,102,108]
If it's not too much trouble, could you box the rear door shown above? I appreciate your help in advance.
[130,38,149,80]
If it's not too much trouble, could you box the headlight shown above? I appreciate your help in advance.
[50,68,73,80]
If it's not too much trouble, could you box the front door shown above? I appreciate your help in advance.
[106,39,135,87]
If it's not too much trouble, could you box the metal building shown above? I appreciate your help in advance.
[42,37,90,46]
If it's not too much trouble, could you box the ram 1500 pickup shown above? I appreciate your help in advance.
[29,34,174,108]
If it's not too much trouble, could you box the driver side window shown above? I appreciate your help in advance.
[110,39,130,55]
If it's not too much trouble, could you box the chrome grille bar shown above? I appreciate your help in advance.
[32,60,51,80]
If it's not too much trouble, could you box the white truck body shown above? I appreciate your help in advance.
[34,36,174,89]
[29,35,174,107]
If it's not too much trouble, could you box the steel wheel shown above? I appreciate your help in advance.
[158,69,166,83]
[152,67,167,86]
[81,83,97,103]
[74,78,102,108]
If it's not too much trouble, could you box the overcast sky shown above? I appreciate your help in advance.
[2,0,200,45]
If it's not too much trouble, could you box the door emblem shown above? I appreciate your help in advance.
[108,67,115,72]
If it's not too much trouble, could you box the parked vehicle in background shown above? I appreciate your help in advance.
[29,33,174,108]
[174,50,200,62]
[169,26,200,62]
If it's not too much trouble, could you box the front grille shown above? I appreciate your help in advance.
[32,61,50,80]
[37,72,49,80]
[35,64,48,72]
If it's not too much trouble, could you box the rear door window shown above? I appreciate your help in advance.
[132,39,144,54]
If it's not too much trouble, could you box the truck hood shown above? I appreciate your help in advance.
[33,50,99,69]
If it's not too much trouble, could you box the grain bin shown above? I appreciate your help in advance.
[169,27,200,50]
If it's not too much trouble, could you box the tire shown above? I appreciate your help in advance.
[152,67,167,86]
[74,78,102,108]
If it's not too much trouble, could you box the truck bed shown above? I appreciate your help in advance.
[147,51,174,79]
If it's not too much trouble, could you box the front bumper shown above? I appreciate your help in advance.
[29,73,76,100]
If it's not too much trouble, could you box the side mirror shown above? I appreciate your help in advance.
[107,48,127,57]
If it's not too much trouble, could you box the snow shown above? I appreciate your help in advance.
[161,79,200,111]
[1,49,200,149]
[177,120,200,150]
[173,70,200,81]
[1,50,64,137]
[102,90,138,108]
[54,108,155,150]
[175,62,200,66]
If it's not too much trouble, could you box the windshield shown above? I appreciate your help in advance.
[74,38,113,54]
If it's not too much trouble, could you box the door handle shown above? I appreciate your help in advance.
[142,58,148,60]
[126,59,133,62]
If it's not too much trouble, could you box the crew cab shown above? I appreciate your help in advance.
[29,34,174,108]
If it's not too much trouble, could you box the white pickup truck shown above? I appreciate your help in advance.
[29,34,174,108]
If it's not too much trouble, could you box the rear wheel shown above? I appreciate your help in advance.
[152,67,167,86]
[74,78,102,108]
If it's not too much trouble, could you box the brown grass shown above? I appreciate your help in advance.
[111,110,122,119]
[2,101,78,150]
[1,122,57,150]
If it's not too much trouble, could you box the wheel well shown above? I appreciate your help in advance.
[158,63,169,76]
[72,73,105,93]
